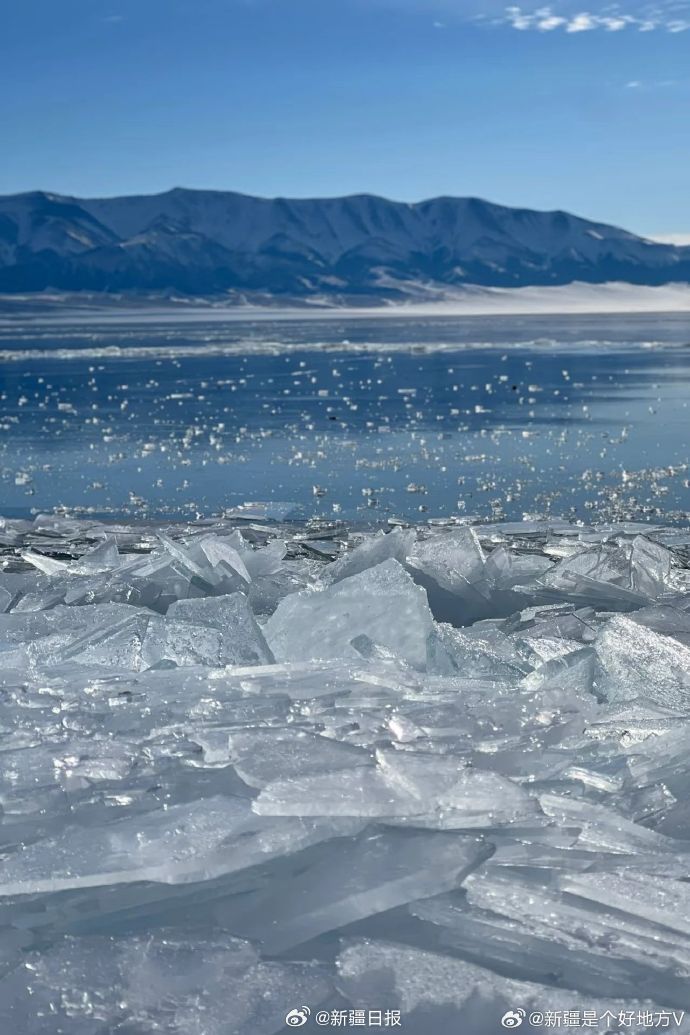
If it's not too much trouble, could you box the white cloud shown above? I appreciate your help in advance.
[625,76,684,88]
[537,12,567,27]
[499,4,690,32]
[369,0,690,31]
[567,12,597,30]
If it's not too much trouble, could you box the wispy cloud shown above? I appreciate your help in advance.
[499,4,690,32]
[367,0,690,33]
[626,76,687,87]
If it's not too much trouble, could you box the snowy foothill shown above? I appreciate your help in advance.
[2,513,690,1031]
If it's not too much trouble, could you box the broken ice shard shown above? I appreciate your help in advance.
[264,558,433,669]
[595,614,690,708]
[167,592,274,665]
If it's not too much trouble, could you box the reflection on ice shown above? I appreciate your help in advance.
[2,512,690,1031]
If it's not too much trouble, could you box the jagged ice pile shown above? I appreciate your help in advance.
[2,514,690,1033]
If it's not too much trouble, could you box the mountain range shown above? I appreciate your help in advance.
[1,187,689,298]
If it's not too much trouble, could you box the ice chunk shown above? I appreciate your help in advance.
[407,526,485,593]
[0,933,333,1035]
[35,612,153,670]
[326,527,416,583]
[337,940,682,1035]
[630,535,674,594]
[142,617,225,668]
[157,532,251,593]
[22,612,221,671]
[0,797,248,895]
[224,827,491,952]
[73,537,122,572]
[596,615,690,708]
[167,593,274,665]
[254,754,535,827]
[520,646,596,693]
[427,622,528,680]
[226,529,287,578]
[484,544,553,590]
[19,549,71,576]
[264,559,433,669]
[0,602,147,645]
[452,866,690,1008]
[254,767,415,817]
[629,603,690,645]
[586,700,686,744]
[406,526,492,624]
[539,535,676,608]
[227,728,373,788]
[196,535,252,582]
[12,599,271,671]
[505,603,597,642]
[0,796,362,896]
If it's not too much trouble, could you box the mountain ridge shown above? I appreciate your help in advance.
[1,187,688,297]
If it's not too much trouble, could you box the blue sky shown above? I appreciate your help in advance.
[2,0,689,237]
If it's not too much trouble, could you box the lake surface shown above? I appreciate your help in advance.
[1,307,690,523]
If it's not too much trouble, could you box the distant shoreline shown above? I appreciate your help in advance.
[1,281,690,324]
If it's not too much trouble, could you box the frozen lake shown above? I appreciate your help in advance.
[3,305,690,1031]
[1,308,690,523]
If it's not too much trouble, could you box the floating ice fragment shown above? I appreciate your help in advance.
[254,767,414,818]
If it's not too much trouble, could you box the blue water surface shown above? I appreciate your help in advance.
[1,308,689,523]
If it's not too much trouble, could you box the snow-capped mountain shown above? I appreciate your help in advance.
[0,187,688,297]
